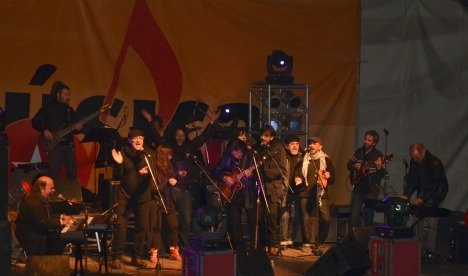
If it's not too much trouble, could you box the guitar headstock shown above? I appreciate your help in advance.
[383,153,394,163]
[100,103,112,113]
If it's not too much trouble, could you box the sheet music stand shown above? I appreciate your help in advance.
[81,127,121,168]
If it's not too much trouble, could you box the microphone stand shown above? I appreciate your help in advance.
[188,154,231,204]
[252,153,269,249]
[383,129,389,198]
[143,154,168,214]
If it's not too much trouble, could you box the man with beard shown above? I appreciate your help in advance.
[256,125,288,255]
[31,81,82,179]
[15,175,76,256]
[111,128,159,269]
[279,135,303,250]
[294,137,335,251]
[168,109,220,248]
[347,130,384,227]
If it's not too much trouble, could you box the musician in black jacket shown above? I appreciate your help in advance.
[347,130,384,227]
[280,135,303,250]
[256,125,288,255]
[15,175,76,256]
[31,81,82,180]
[167,109,220,248]
[213,139,257,249]
[111,128,159,269]
[401,143,448,258]
[294,137,335,249]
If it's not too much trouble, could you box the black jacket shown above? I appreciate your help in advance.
[31,100,78,143]
[404,150,448,206]
[258,139,288,203]
[294,156,335,201]
[15,190,61,255]
[347,147,385,196]
[114,145,159,203]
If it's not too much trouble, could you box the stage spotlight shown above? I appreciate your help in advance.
[266,50,294,84]
[217,105,233,123]
[281,90,303,109]
[270,93,281,109]
[270,115,281,132]
[282,113,302,132]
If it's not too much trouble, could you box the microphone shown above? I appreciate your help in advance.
[247,145,257,154]
[383,128,389,136]
[141,150,151,157]
[186,153,197,159]
[403,158,409,169]
[57,194,73,206]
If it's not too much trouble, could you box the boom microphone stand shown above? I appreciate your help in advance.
[382,128,389,197]
[252,152,269,249]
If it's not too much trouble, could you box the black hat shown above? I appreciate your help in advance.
[128,127,145,138]
[284,135,300,144]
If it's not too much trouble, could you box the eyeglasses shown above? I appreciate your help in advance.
[131,136,144,141]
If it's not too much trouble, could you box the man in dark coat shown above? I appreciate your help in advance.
[402,143,448,258]
[15,175,76,256]
[111,128,158,269]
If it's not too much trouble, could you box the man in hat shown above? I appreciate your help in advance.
[294,137,335,251]
[110,128,159,269]
[32,81,83,180]
[279,135,303,250]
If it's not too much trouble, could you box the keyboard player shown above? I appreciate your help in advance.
[15,175,77,256]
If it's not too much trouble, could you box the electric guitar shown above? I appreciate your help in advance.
[217,162,262,202]
[39,104,111,152]
[350,153,393,186]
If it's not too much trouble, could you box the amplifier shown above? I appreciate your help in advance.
[376,226,414,239]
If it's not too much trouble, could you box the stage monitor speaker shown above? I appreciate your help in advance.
[237,248,273,276]
[306,241,371,276]
[25,255,70,276]
[345,226,376,248]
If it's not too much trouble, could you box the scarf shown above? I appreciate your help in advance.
[302,150,327,206]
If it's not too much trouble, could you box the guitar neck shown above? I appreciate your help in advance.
[57,109,101,137]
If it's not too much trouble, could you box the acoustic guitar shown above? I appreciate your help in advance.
[350,153,393,186]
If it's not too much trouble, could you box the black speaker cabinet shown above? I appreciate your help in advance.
[25,255,70,276]
[0,220,12,276]
[306,241,371,276]
[450,223,468,263]
[237,248,273,276]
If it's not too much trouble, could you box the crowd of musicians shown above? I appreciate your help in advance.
[13,82,449,269]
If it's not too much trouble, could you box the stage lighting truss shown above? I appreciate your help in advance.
[249,82,309,143]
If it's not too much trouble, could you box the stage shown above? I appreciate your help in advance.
[10,242,467,275]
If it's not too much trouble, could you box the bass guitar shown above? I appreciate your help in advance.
[350,153,393,186]
[39,104,111,152]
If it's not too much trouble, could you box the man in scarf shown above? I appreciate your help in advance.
[110,128,159,269]
[294,137,335,251]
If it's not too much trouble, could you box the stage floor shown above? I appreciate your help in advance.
[11,243,467,275]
